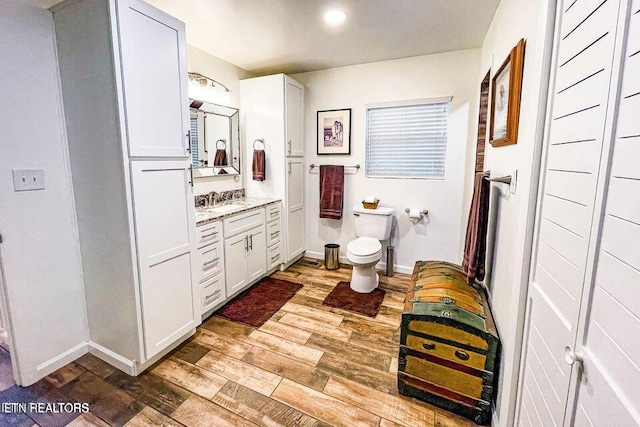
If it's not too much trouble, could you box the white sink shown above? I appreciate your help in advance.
[209,204,243,213]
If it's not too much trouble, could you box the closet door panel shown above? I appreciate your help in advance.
[572,2,640,424]
[285,79,304,157]
[518,0,622,424]
[130,160,197,359]
[286,158,305,261]
[118,0,189,158]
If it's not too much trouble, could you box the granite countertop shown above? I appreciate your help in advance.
[195,197,280,226]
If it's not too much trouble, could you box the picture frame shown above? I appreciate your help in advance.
[489,38,526,147]
[317,108,351,155]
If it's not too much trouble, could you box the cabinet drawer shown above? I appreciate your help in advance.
[267,242,281,270]
[223,208,265,238]
[265,203,281,223]
[266,220,281,247]
[201,273,225,313]
[196,221,221,248]
[197,241,223,283]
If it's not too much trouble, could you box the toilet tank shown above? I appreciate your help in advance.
[353,206,394,240]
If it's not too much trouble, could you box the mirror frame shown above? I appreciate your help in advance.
[189,99,240,178]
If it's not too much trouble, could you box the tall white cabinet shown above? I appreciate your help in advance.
[53,0,198,374]
[242,75,306,266]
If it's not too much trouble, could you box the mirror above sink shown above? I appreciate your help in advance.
[189,99,240,177]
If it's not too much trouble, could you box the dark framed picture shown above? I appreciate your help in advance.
[317,108,351,155]
[490,38,526,147]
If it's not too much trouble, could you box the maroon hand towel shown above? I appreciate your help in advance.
[252,149,265,181]
[462,171,491,285]
[214,149,228,166]
[319,165,344,220]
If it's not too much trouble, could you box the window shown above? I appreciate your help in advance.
[365,99,450,178]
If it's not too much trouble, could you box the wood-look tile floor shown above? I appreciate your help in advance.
[0,258,476,427]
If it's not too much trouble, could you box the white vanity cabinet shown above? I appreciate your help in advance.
[223,209,267,295]
[265,203,282,269]
[195,221,225,315]
[53,0,197,374]
[242,75,306,268]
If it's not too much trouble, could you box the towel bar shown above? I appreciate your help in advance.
[309,164,360,170]
[487,175,512,185]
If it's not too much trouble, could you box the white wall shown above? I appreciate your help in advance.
[187,45,254,195]
[293,50,481,273]
[479,0,556,425]
[0,0,88,385]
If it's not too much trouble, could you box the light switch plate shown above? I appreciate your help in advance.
[12,169,45,191]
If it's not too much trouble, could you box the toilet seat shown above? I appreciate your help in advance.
[346,237,382,264]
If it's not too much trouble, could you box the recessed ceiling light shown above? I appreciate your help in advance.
[324,10,346,26]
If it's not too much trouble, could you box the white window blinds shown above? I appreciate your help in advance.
[365,100,450,178]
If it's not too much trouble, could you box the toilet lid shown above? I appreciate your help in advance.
[347,237,382,256]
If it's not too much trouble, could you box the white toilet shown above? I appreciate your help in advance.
[346,206,394,293]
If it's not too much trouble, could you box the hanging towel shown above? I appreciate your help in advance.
[214,149,228,166]
[319,165,344,220]
[462,171,491,285]
[252,149,265,181]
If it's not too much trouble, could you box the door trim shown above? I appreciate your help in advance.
[512,0,561,424]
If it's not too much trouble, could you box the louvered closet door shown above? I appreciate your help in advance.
[519,0,622,425]
[570,2,640,424]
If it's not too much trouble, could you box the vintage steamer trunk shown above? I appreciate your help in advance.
[398,261,499,425]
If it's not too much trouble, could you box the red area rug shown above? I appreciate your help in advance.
[323,281,386,317]
[216,277,302,327]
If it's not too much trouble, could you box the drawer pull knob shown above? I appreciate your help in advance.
[455,350,470,361]
[271,254,280,261]
[202,232,218,239]
[270,231,280,236]
[270,212,278,216]
[422,342,436,351]
[203,257,220,266]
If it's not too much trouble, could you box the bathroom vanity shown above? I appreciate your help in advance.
[195,198,282,319]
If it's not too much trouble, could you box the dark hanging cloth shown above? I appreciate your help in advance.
[252,149,265,181]
[462,171,491,285]
[319,165,344,220]
[214,149,228,166]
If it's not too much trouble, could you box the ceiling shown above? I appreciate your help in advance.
[145,0,500,75]
[37,0,500,75]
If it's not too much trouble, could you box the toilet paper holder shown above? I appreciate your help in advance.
[405,208,429,220]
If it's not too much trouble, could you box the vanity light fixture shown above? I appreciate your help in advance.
[188,72,231,93]
[323,9,347,26]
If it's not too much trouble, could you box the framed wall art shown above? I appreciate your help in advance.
[317,108,351,155]
[490,38,526,147]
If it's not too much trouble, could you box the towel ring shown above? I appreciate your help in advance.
[253,139,265,150]
[216,139,227,150]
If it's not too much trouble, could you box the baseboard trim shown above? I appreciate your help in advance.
[31,341,88,385]
[88,341,135,376]
[304,250,414,275]
[133,328,196,375]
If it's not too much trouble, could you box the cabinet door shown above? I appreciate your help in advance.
[224,233,248,296]
[118,0,189,158]
[285,78,304,157]
[130,161,197,359]
[247,225,267,283]
[286,159,305,261]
